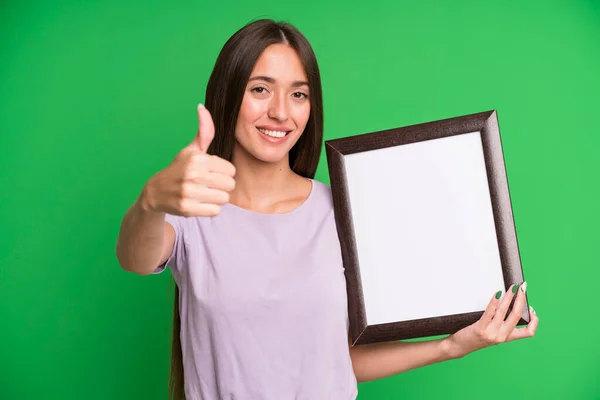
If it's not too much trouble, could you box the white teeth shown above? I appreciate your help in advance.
[258,128,287,138]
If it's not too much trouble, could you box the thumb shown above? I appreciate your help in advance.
[190,103,215,153]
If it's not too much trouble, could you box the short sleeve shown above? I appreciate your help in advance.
[152,213,186,276]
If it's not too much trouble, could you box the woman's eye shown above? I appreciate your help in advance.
[293,92,309,99]
[252,87,267,94]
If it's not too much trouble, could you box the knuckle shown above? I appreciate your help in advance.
[491,332,506,344]
[208,205,221,217]
[482,329,497,344]
[221,191,231,204]
[190,152,203,162]
[213,193,227,205]
[180,150,195,164]
[474,328,486,340]
[175,197,189,213]
[529,328,537,337]
[182,165,198,181]
[178,183,192,200]
[180,210,193,217]
[208,154,220,165]
[192,153,209,169]
[221,177,234,192]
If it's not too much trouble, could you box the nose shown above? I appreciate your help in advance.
[267,91,288,122]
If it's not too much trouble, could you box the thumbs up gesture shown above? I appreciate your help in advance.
[142,104,236,217]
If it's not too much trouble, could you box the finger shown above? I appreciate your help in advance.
[192,103,215,153]
[192,172,236,192]
[506,305,539,342]
[490,283,519,328]
[206,155,236,177]
[480,289,504,327]
[186,186,231,205]
[503,281,528,330]
[180,203,221,218]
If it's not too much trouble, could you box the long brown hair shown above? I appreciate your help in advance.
[168,19,324,400]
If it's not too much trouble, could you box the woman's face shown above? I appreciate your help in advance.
[234,43,311,165]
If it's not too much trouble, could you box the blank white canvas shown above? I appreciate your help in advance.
[344,131,505,325]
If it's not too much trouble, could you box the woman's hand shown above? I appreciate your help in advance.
[445,282,539,359]
[141,104,236,217]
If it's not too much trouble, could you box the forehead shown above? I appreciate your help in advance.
[251,44,307,81]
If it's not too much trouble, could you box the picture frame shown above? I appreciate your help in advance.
[325,110,530,346]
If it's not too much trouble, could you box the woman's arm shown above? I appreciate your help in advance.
[349,335,457,382]
[349,283,539,382]
[116,105,236,276]
[116,188,175,276]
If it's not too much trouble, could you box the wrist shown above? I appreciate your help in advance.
[138,180,158,213]
[441,336,467,360]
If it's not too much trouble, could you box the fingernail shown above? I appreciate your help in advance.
[520,281,527,293]
[495,290,502,299]
[529,305,536,315]
[511,284,520,293]
[198,103,205,109]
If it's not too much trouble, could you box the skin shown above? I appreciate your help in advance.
[228,43,313,214]
[116,43,539,383]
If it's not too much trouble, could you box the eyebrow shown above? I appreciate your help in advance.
[248,75,309,88]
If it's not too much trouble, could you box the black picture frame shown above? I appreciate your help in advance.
[325,110,530,346]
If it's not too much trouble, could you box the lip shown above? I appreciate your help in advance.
[255,127,292,144]
[256,125,293,132]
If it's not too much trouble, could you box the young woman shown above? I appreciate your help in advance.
[116,19,539,400]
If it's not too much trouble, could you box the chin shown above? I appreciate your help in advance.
[250,147,291,164]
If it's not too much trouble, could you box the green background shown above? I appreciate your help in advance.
[1,0,598,399]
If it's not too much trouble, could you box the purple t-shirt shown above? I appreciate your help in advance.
[154,178,358,400]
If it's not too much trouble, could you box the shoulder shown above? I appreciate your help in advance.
[311,178,331,193]
[164,213,200,234]
[308,178,334,208]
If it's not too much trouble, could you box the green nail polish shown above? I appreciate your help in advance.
[495,290,502,299]
[530,306,536,315]
[512,284,519,293]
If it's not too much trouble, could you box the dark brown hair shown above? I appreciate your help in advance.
[168,19,324,400]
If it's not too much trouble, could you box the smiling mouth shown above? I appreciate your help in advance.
[257,127,291,138]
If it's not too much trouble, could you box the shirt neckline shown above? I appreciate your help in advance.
[222,178,316,220]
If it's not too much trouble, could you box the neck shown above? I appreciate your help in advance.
[229,141,301,210]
